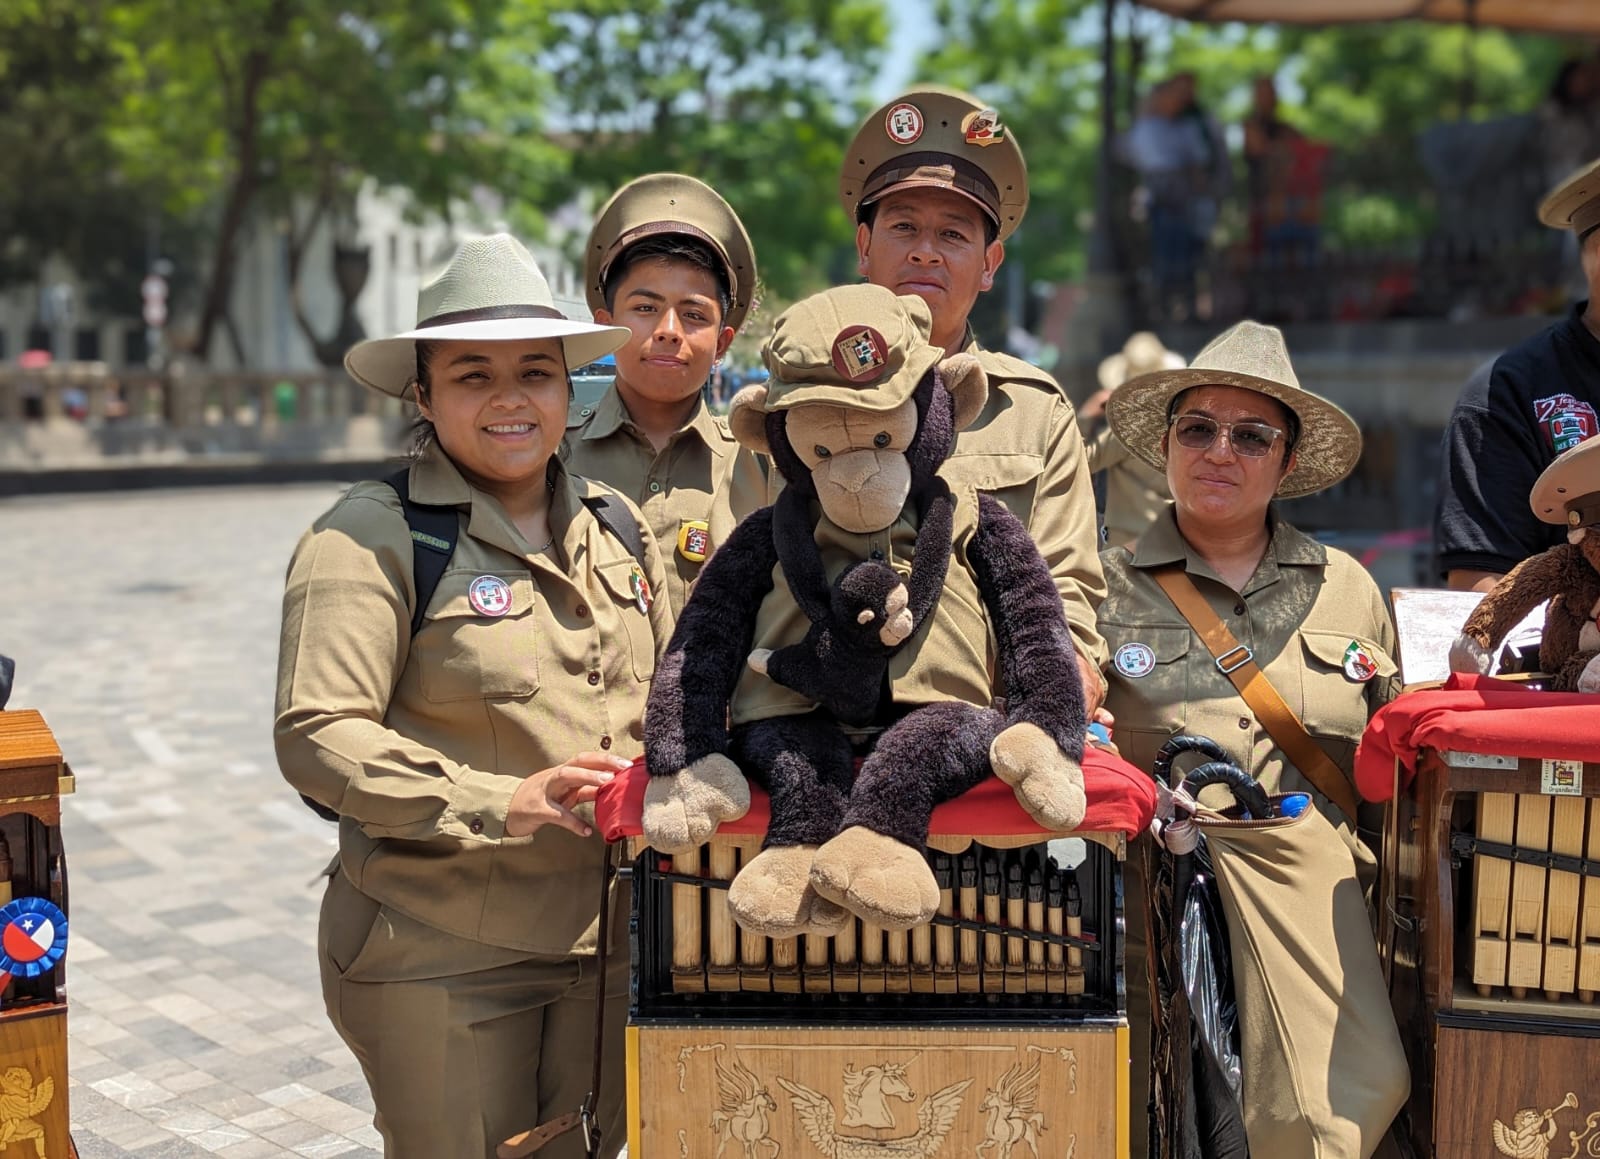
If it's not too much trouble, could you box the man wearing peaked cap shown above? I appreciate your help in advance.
[842,87,1110,712]
[1437,156,1600,592]
[565,172,766,615]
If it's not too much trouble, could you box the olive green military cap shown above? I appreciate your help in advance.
[760,283,944,413]
[585,173,758,333]
[840,86,1029,241]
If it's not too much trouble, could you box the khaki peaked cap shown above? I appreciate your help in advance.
[840,87,1029,241]
[1538,157,1600,238]
[584,173,757,333]
[1107,319,1362,499]
[761,284,943,412]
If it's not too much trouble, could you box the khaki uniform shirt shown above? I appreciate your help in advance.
[731,487,990,731]
[565,384,767,617]
[945,345,1109,668]
[1098,506,1398,870]
[1084,425,1170,549]
[275,446,673,957]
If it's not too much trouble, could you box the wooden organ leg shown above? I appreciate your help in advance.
[1472,793,1516,995]
[1508,794,1552,998]
[1543,796,1586,1001]
[1579,798,1600,1002]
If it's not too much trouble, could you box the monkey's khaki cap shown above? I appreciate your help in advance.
[1538,157,1600,239]
[1531,434,1600,528]
[760,284,945,414]
[585,172,757,333]
[840,86,1029,241]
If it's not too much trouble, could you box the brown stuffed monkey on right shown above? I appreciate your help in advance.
[1450,436,1600,691]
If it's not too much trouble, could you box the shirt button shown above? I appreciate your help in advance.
[576,604,589,618]
[469,817,484,835]
[1238,716,1251,730]
[1233,603,1246,615]
[649,481,661,493]
[587,671,600,686]
[600,735,613,750]
[870,548,885,560]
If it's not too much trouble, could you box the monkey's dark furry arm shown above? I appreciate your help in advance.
[772,486,832,625]
[645,507,778,774]
[904,477,955,631]
[969,493,1087,753]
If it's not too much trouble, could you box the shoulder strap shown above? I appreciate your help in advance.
[1150,563,1360,823]
[581,490,647,568]
[385,468,460,637]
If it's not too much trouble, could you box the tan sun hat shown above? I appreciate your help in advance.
[840,86,1029,242]
[1106,319,1362,499]
[583,173,758,333]
[1098,331,1186,391]
[1537,157,1600,238]
[1530,434,1600,529]
[344,233,629,398]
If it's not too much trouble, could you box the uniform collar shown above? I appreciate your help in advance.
[407,442,585,565]
[1129,504,1327,586]
[580,381,726,458]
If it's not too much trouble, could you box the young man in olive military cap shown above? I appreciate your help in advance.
[566,172,767,615]
[1437,156,1600,593]
[841,87,1110,714]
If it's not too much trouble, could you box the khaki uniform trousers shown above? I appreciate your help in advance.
[319,870,627,1159]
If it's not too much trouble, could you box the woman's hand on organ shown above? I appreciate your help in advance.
[507,752,634,838]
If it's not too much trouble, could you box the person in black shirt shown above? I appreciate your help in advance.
[1437,157,1600,591]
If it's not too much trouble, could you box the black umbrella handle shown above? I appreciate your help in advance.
[1152,735,1233,784]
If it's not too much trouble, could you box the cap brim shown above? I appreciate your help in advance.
[860,176,1000,229]
[344,318,630,398]
[1530,435,1600,523]
[1106,367,1361,499]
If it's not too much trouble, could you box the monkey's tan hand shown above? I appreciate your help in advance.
[641,754,750,855]
[990,722,1086,832]
[1448,632,1493,675]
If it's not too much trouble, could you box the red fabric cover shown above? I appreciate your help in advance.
[595,746,1159,843]
[1355,673,1600,803]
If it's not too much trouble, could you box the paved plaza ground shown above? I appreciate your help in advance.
[4,483,384,1157]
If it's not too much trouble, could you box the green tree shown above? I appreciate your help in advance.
[519,0,890,300]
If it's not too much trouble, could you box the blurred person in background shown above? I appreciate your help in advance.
[1078,331,1185,548]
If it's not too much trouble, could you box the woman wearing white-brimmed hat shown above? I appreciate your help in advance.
[1094,320,1402,1158]
[275,234,670,1158]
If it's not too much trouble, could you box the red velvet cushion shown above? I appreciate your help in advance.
[595,745,1159,843]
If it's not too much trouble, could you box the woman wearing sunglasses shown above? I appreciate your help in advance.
[1095,320,1399,1158]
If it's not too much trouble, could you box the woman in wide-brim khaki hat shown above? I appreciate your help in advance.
[1095,320,1396,1159]
[278,233,665,1158]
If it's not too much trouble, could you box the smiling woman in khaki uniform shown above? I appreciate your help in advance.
[1096,320,1398,1158]
[274,235,670,1159]
[565,173,767,616]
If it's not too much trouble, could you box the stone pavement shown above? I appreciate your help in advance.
[2,483,382,1157]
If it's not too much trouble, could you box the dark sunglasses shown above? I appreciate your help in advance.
[1168,414,1286,458]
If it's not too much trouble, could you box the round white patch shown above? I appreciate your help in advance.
[467,575,513,617]
[884,102,924,145]
[1114,642,1156,679]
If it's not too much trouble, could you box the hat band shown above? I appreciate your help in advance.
[1573,198,1600,239]
[597,220,732,288]
[1567,491,1600,527]
[417,303,568,329]
[858,153,1001,221]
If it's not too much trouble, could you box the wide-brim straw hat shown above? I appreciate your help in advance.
[1106,320,1362,499]
[345,233,629,398]
[1098,331,1185,391]
[584,173,758,334]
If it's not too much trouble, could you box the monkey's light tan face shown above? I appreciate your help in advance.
[788,400,918,533]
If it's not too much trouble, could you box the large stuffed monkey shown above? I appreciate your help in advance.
[643,285,1088,937]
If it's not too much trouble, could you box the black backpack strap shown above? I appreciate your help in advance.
[581,489,647,568]
[385,468,460,637]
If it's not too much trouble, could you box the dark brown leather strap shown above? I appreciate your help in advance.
[1151,564,1360,823]
[497,1113,580,1158]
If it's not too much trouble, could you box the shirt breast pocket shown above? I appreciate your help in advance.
[1104,625,1191,775]
[416,571,539,703]
[1296,629,1395,753]
[596,559,656,682]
